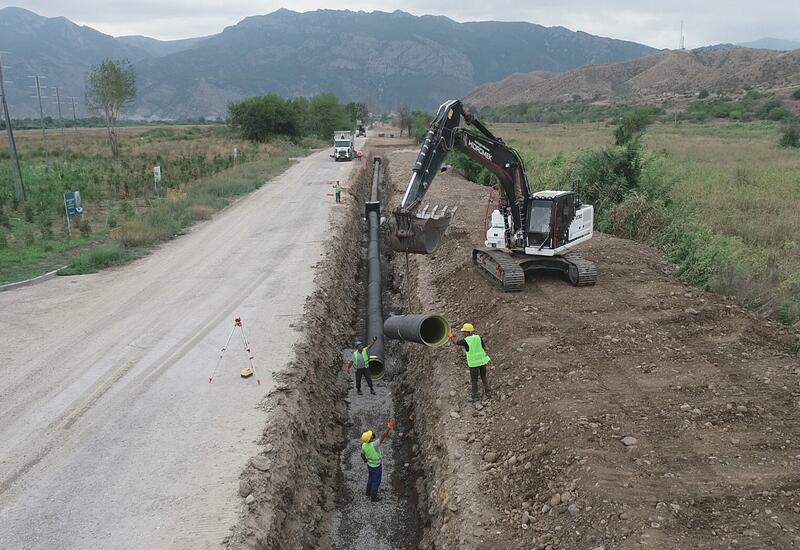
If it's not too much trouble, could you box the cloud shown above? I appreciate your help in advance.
[2,0,798,47]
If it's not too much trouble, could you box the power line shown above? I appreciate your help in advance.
[0,52,25,202]
[52,86,66,157]
[28,74,50,167]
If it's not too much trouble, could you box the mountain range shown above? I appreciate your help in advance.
[466,47,800,107]
[0,6,658,119]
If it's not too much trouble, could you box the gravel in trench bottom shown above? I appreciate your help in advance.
[332,348,420,550]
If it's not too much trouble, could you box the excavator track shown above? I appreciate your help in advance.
[561,252,598,287]
[473,248,598,291]
[472,248,526,292]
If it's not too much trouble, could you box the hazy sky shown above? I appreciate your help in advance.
[3,1,798,48]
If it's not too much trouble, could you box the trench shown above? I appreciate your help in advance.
[331,157,423,550]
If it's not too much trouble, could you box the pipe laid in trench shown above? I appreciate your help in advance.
[383,314,451,348]
[365,157,385,379]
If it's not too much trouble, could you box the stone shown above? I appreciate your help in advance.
[619,512,630,520]
[685,307,700,315]
[679,403,691,411]
[448,502,459,512]
[568,503,580,516]
[521,511,530,525]
[450,410,461,419]
[449,390,457,397]
[484,452,499,463]
[245,494,255,505]
[507,456,518,466]
[474,402,484,411]
[549,494,561,506]
[621,436,638,447]
[238,480,252,497]
[541,504,552,514]
[560,491,573,503]
[251,456,271,471]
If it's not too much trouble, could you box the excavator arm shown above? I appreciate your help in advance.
[392,100,529,254]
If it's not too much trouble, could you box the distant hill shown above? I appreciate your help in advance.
[466,47,800,106]
[116,35,207,57]
[0,7,658,119]
[737,38,800,51]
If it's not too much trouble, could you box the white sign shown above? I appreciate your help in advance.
[153,165,162,184]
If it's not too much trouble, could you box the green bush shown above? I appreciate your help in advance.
[698,90,710,99]
[779,123,800,148]
[79,219,91,238]
[614,108,655,145]
[793,89,800,100]
[0,231,7,249]
[23,203,34,223]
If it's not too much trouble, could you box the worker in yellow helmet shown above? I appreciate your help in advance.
[448,322,492,402]
[360,419,395,502]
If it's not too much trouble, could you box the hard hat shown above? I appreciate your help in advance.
[460,323,475,332]
[361,431,373,443]
[354,339,362,347]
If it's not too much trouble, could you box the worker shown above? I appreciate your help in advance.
[448,323,492,401]
[349,336,377,395]
[334,180,342,203]
[360,419,395,502]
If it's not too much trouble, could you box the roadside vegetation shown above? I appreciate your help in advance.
[434,113,800,327]
[0,125,304,283]
[228,93,368,142]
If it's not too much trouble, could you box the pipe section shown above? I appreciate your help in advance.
[365,157,385,379]
[383,314,450,348]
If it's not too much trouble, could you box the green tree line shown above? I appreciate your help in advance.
[228,93,368,142]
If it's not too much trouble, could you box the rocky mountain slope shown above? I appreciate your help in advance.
[467,47,800,106]
[0,7,657,119]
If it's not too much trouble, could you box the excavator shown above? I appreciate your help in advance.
[390,99,597,292]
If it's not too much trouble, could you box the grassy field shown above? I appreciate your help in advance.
[491,120,800,326]
[0,126,311,283]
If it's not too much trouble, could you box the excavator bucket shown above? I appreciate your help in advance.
[390,205,457,254]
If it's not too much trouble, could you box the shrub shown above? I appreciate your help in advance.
[38,216,54,240]
[614,108,655,145]
[792,89,800,100]
[23,203,34,223]
[698,90,710,99]
[0,207,10,229]
[79,219,91,238]
[21,226,35,245]
[779,123,800,148]
[0,231,7,249]
[63,244,130,274]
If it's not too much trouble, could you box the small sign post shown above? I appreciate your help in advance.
[63,191,83,237]
[153,165,162,194]
[233,148,239,166]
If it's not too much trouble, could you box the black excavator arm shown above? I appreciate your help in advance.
[393,100,530,253]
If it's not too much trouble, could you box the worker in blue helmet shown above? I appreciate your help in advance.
[348,336,378,395]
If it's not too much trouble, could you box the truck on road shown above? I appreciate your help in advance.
[356,120,367,137]
[332,130,355,162]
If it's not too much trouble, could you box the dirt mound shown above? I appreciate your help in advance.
[385,148,800,549]
[226,160,376,549]
[466,47,800,106]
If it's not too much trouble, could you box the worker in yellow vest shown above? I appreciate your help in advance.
[360,419,395,501]
[348,336,378,395]
[448,322,492,401]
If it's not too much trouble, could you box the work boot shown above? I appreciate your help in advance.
[370,388,376,395]
[357,389,363,395]
[370,490,381,502]
[366,486,371,497]
[470,394,479,403]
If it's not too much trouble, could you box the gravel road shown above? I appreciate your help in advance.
[0,143,364,549]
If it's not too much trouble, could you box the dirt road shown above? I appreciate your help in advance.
[0,143,363,549]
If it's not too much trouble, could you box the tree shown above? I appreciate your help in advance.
[85,59,136,157]
[613,107,655,146]
[398,106,412,137]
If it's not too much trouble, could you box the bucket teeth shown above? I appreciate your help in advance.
[390,205,457,254]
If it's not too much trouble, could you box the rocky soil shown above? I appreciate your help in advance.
[385,145,800,550]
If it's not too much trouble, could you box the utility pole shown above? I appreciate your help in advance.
[0,52,25,202]
[67,96,78,133]
[680,21,685,51]
[52,86,66,158]
[29,74,49,167]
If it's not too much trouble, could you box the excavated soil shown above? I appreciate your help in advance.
[384,144,800,550]
[226,158,374,549]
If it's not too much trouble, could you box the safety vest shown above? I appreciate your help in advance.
[361,441,382,467]
[353,349,368,369]
[465,334,490,368]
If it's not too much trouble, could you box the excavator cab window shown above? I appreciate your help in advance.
[526,200,553,246]
[553,194,575,247]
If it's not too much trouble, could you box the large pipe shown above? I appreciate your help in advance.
[365,157,385,379]
[383,314,450,348]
